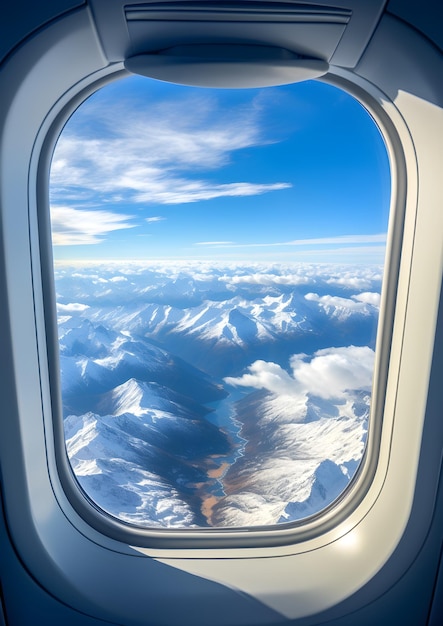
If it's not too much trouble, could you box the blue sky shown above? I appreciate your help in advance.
[50,75,390,263]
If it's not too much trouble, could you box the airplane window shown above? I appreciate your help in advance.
[50,75,390,529]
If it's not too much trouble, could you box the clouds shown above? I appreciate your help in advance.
[304,292,379,318]
[219,272,310,286]
[352,291,381,306]
[52,259,383,299]
[290,346,374,399]
[126,179,290,205]
[57,302,90,313]
[289,234,386,246]
[195,241,235,246]
[325,270,382,290]
[191,235,387,265]
[50,94,291,209]
[51,206,135,245]
[225,346,375,402]
[145,216,166,223]
[195,233,386,250]
[226,360,298,397]
[49,77,390,265]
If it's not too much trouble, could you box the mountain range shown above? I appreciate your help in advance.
[56,262,380,528]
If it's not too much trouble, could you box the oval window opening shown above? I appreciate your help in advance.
[50,76,390,529]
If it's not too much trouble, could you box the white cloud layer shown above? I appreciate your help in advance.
[225,346,374,401]
[220,272,310,286]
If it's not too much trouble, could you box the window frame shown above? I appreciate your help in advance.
[42,68,400,552]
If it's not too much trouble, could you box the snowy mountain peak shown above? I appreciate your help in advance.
[100,378,173,417]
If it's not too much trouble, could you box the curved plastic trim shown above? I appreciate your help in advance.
[0,5,442,625]
[124,44,329,87]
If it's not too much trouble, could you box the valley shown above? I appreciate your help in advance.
[57,261,380,527]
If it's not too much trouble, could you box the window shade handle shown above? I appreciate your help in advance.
[124,44,329,88]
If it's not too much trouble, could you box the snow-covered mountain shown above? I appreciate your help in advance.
[57,261,381,528]
[65,377,235,527]
[210,385,369,527]
[59,318,226,415]
[74,286,378,377]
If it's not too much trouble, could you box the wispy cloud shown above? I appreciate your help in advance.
[131,181,290,204]
[50,96,291,208]
[195,241,235,246]
[281,234,386,246]
[145,216,166,223]
[192,233,386,249]
[51,206,135,245]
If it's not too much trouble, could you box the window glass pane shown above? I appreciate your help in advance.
[50,76,390,528]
